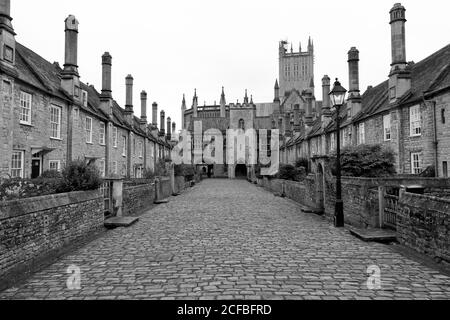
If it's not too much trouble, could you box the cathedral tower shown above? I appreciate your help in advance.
[278,38,315,99]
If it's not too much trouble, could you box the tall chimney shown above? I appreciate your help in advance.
[101,52,112,98]
[152,102,158,127]
[167,117,172,141]
[347,47,362,119]
[61,15,80,97]
[321,75,332,126]
[389,3,411,102]
[125,75,133,112]
[172,122,176,138]
[305,89,314,128]
[160,110,166,137]
[99,53,113,118]
[181,94,187,129]
[140,91,147,127]
[0,0,15,68]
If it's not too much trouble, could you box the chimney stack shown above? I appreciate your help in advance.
[0,0,16,68]
[140,90,147,125]
[101,52,112,98]
[181,94,187,129]
[160,110,166,137]
[389,3,411,102]
[167,117,172,141]
[61,15,80,97]
[347,47,362,119]
[172,122,176,139]
[152,102,158,127]
[304,90,314,128]
[124,75,134,124]
[321,75,332,127]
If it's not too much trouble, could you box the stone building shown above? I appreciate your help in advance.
[182,38,319,179]
[0,0,173,180]
[283,3,450,178]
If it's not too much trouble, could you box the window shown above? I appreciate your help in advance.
[82,90,88,107]
[411,153,422,175]
[133,137,136,156]
[50,105,62,139]
[358,123,365,144]
[122,136,127,157]
[2,80,11,96]
[112,161,118,175]
[443,161,448,178]
[85,117,93,143]
[330,132,336,151]
[410,105,421,136]
[3,45,13,63]
[442,109,446,124]
[98,159,105,177]
[99,122,106,145]
[11,151,24,178]
[390,87,396,101]
[113,127,118,148]
[383,114,391,141]
[73,107,79,119]
[74,86,80,98]
[20,91,32,125]
[134,165,144,179]
[239,119,245,130]
[49,160,61,172]
[138,141,143,158]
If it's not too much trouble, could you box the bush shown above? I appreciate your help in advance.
[295,158,309,173]
[143,168,156,180]
[278,164,298,181]
[155,159,169,177]
[40,170,62,179]
[0,177,61,201]
[57,160,103,193]
[329,144,396,177]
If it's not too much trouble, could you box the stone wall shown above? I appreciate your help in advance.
[397,191,450,263]
[0,190,104,280]
[123,182,155,216]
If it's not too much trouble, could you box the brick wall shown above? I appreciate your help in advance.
[0,190,104,280]
[397,192,450,263]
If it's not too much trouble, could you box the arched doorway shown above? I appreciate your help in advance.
[235,164,248,179]
[317,164,325,211]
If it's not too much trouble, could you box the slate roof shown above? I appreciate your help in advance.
[11,42,169,147]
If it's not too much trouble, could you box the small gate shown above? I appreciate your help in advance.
[100,180,113,217]
[384,194,399,230]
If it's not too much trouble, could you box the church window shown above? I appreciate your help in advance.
[239,119,245,130]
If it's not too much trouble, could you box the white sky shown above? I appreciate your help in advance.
[12,0,450,129]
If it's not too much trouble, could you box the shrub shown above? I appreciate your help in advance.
[57,160,103,193]
[295,158,309,172]
[329,144,396,177]
[278,164,297,181]
[175,164,195,181]
[155,159,169,177]
[143,168,156,180]
[40,170,62,179]
[0,177,61,201]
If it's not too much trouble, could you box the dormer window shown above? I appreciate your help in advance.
[3,45,14,63]
[82,90,88,107]
[74,86,80,98]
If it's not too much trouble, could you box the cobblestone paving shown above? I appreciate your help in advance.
[1,179,449,300]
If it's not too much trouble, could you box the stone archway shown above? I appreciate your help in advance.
[235,164,248,179]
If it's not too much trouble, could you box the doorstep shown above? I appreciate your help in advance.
[104,216,139,229]
[349,227,397,243]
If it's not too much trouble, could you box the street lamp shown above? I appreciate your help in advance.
[329,78,347,228]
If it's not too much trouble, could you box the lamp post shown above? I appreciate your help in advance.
[329,78,347,228]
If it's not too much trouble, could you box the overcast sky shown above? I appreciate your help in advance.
[12,0,450,129]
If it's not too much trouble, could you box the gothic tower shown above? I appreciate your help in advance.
[278,38,315,99]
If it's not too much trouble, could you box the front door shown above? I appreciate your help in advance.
[31,159,41,179]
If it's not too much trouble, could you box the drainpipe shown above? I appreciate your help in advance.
[422,93,438,177]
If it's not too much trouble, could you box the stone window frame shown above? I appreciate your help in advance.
[358,122,366,145]
[49,160,61,172]
[112,161,118,175]
[113,126,118,148]
[85,116,93,144]
[409,105,422,137]
[3,44,14,63]
[138,141,143,159]
[99,122,106,146]
[19,91,32,126]
[81,90,88,107]
[122,136,127,157]
[11,150,24,179]
[50,104,62,140]
[411,152,422,175]
[98,159,106,178]
[383,114,392,141]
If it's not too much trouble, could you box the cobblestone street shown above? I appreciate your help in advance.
[1,179,449,300]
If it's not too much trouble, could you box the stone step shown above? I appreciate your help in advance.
[154,199,169,204]
[349,227,397,243]
[104,217,139,229]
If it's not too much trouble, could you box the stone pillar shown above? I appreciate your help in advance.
[112,179,123,217]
